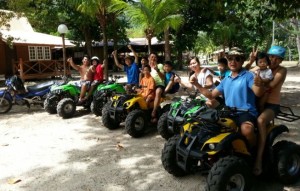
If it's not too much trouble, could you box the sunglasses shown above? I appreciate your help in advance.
[227,56,243,62]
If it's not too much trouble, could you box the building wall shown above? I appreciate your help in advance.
[0,40,16,76]
[16,45,29,61]
[0,40,6,75]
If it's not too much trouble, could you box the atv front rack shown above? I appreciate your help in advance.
[276,105,300,122]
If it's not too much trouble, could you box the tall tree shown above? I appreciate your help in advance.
[67,0,112,78]
[111,0,184,58]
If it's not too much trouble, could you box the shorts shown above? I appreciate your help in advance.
[155,85,165,94]
[264,103,280,116]
[80,80,91,88]
[231,112,257,130]
[166,83,180,94]
[91,80,101,86]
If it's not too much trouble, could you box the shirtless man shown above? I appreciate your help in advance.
[253,45,287,176]
[67,56,90,81]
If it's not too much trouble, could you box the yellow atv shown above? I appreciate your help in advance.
[161,106,300,191]
[102,92,170,137]
[124,94,171,138]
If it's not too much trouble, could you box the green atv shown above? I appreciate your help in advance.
[157,89,207,140]
[44,80,104,118]
[161,106,300,191]
[91,75,126,116]
[157,89,225,140]
[44,80,81,114]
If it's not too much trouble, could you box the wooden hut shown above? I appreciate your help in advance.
[0,10,74,80]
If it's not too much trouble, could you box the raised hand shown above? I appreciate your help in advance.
[249,47,258,63]
[127,44,132,50]
[67,57,73,63]
[189,75,198,85]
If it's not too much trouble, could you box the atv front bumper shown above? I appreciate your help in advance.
[176,132,209,172]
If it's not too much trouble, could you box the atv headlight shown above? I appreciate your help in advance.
[51,89,62,94]
[208,143,216,150]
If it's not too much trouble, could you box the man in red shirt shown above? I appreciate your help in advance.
[80,56,105,102]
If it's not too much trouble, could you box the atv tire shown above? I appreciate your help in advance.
[102,102,120,129]
[157,112,173,140]
[125,109,146,138]
[0,96,12,114]
[44,96,58,114]
[273,141,300,184]
[161,135,186,177]
[57,98,76,119]
[91,96,106,116]
[206,156,252,191]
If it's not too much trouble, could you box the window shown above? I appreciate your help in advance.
[28,46,51,60]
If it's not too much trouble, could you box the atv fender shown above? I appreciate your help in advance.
[214,133,251,156]
[124,96,148,110]
[266,125,289,148]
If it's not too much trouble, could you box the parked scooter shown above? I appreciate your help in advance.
[0,75,55,113]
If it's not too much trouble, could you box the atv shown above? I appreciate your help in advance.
[56,82,104,119]
[102,93,136,130]
[44,80,81,114]
[157,89,225,140]
[157,89,207,140]
[44,80,104,118]
[91,75,126,116]
[102,90,171,137]
[124,94,172,138]
[161,106,300,191]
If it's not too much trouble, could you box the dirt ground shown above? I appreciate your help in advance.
[0,65,300,191]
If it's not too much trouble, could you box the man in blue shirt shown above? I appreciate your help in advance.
[190,47,264,147]
[112,45,140,86]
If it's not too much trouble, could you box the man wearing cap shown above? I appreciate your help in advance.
[112,45,140,88]
[190,47,265,152]
[253,45,287,176]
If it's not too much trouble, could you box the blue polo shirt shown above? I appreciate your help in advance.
[216,69,257,117]
[124,62,139,85]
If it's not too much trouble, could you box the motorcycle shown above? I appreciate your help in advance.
[0,75,56,113]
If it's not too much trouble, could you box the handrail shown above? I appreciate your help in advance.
[16,59,71,80]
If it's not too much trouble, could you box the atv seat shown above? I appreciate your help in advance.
[275,105,300,122]
[27,81,55,92]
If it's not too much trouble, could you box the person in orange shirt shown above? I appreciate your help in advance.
[137,65,155,107]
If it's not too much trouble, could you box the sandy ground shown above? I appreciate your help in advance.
[0,65,300,191]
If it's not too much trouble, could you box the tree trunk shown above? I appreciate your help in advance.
[291,18,300,65]
[84,31,92,57]
[145,28,154,54]
[177,50,183,70]
[98,9,109,80]
[164,27,171,61]
[147,37,152,54]
[111,13,119,72]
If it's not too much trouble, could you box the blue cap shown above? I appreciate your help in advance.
[267,45,286,59]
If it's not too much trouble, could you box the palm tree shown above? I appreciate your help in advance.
[111,0,184,59]
[67,0,112,79]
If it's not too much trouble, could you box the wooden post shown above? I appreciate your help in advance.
[19,58,24,79]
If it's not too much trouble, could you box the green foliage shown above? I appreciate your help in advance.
[194,32,216,55]
[110,0,184,45]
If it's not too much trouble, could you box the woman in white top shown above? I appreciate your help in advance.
[176,57,218,107]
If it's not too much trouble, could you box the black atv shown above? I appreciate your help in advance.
[161,106,300,191]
